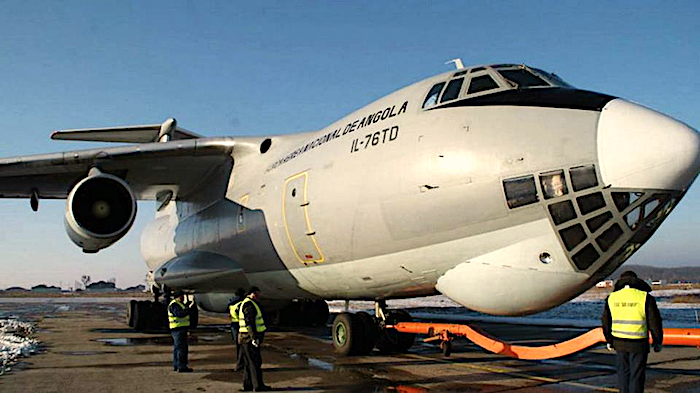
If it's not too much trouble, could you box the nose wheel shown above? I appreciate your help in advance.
[331,300,415,356]
[332,312,377,355]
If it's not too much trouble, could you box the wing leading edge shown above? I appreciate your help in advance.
[0,137,259,201]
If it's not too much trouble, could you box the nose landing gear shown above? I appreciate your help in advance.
[331,300,416,356]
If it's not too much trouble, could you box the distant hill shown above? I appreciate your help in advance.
[610,264,700,283]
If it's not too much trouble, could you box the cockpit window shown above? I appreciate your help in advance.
[421,64,575,110]
[540,170,568,199]
[423,82,446,109]
[532,67,573,88]
[467,75,499,95]
[440,78,464,103]
[503,175,539,208]
[570,165,598,192]
[498,68,550,88]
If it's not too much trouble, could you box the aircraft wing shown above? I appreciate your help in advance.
[0,137,250,201]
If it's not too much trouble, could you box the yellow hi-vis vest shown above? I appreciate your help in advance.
[608,286,648,339]
[230,301,243,324]
[238,297,267,333]
[168,299,191,329]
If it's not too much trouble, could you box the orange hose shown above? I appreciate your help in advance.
[389,322,700,360]
[663,328,700,347]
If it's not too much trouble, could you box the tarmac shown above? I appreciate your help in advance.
[1,298,699,392]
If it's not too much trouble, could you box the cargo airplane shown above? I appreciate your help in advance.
[1,63,698,355]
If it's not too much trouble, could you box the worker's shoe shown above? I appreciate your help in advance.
[254,385,272,392]
[178,367,194,373]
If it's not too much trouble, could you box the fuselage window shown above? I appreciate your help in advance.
[467,75,499,95]
[625,206,642,230]
[503,175,539,209]
[569,165,598,192]
[576,192,606,215]
[440,78,464,103]
[498,69,550,88]
[572,243,600,270]
[559,224,587,251]
[548,200,576,225]
[586,211,612,233]
[539,170,568,199]
[422,82,446,109]
[596,223,623,252]
[612,191,643,212]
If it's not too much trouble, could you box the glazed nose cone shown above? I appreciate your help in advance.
[597,99,700,191]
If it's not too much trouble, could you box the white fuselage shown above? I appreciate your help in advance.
[141,66,700,316]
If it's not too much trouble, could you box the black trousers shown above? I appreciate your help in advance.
[231,325,243,370]
[171,329,189,370]
[241,340,264,390]
[616,350,648,393]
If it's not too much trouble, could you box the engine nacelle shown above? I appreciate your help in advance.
[64,171,137,253]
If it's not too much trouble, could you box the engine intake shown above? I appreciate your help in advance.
[65,171,137,253]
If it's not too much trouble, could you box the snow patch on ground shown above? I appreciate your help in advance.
[0,319,39,375]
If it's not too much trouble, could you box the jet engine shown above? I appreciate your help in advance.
[64,170,137,253]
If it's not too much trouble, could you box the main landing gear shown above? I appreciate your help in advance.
[270,299,329,327]
[126,288,198,331]
[332,300,416,356]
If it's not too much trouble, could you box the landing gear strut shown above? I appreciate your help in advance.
[331,300,416,356]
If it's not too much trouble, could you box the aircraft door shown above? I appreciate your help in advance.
[282,172,325,265]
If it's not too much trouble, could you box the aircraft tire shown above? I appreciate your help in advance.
[376,309,415,354]
[150,301,168,330]
[132,301,151,331]
[332,313,364,356]
[310,300,330,327]
[126,300,137,327]
[355,311,377,355]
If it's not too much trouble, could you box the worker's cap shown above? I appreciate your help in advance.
[247,286,261,296]
[620,270,638,279]
[173,290,185,297]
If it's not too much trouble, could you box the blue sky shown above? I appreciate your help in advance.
[0,1,698,289]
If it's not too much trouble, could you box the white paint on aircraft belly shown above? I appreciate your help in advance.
[435,218,588,315]
[289,218,584,310]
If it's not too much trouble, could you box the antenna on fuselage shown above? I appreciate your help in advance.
[445,58,464,70]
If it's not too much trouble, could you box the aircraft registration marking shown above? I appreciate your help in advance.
[267,101,409,171]
[350,126,399,153]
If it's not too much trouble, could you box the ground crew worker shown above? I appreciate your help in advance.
[228,288,246,372]
[602,271,663,393]
[168,292,194,373]
[238,286,271,392]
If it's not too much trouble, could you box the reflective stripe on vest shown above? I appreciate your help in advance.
[608,286,647,339]
[230,301,243,323]
[238,297,267,333]
[168,299,191,329]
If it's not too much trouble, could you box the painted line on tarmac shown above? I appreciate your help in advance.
[404,353,617,392]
